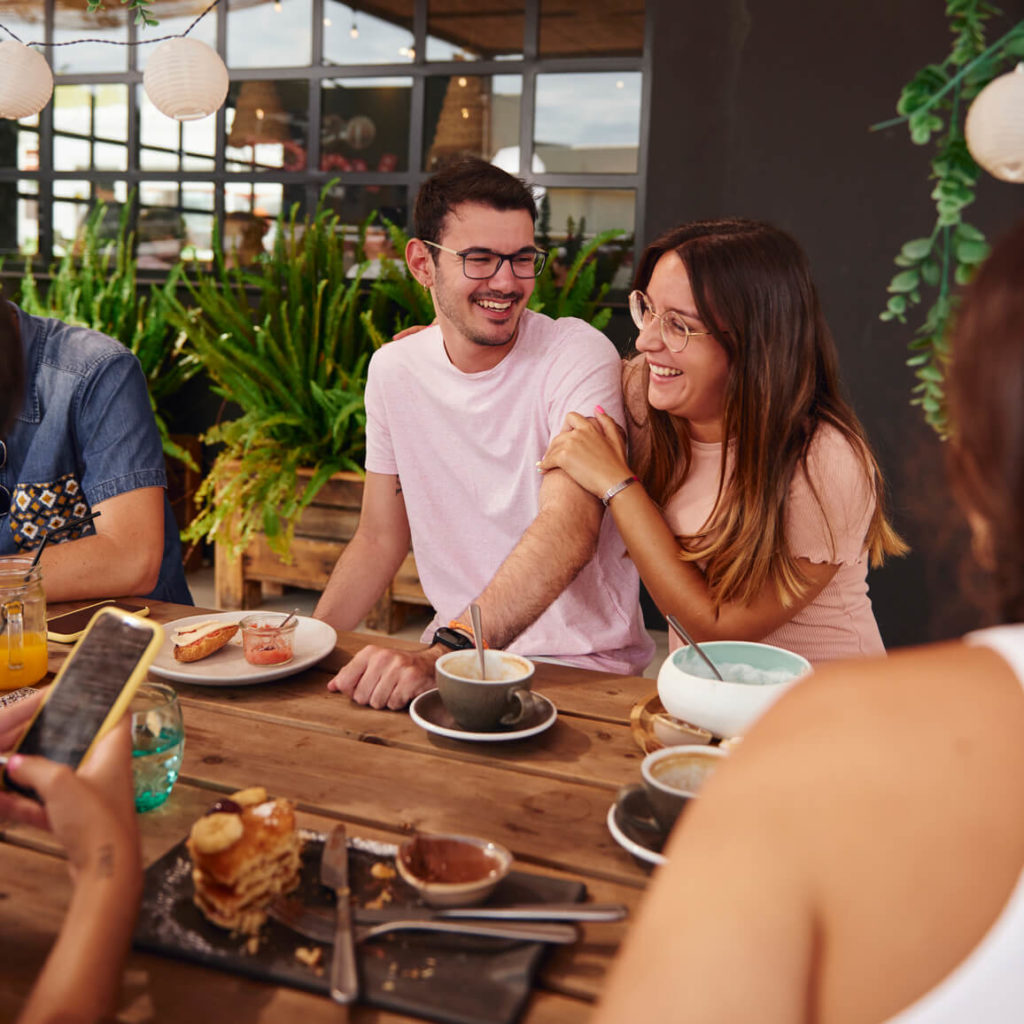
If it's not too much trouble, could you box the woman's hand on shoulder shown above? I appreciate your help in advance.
[538,407,632,499]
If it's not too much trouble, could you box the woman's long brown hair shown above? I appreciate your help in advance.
[627,219,906,610]
[946,218,1024,624]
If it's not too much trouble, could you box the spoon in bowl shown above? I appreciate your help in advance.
[470,602,486,680]
[666,615,725,682]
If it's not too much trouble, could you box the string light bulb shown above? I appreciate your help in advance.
[350,22,359,38]
[965,63,1024,183]
[144,37,229,121]
[0,40,53,120]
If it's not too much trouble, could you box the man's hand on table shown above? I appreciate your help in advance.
[326,643,443,710]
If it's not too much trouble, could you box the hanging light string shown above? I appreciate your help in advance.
[0,0,230,120]
[0,0,222,49]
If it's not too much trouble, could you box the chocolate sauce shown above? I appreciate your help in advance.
[401,835,501,884]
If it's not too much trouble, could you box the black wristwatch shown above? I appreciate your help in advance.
[431,626,475,651]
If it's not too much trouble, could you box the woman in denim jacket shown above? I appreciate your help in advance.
[1,300,191,603]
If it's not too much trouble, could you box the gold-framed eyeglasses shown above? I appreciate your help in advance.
[422,240,547,279]
[629,289,715,353]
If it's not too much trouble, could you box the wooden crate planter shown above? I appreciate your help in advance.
[214,466,431,632]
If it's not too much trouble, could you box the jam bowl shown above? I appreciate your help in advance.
[396,832,513,907]
[239,613,297,667]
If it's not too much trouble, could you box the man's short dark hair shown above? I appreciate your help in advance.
[414,157,537,247]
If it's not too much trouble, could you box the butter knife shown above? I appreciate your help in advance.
[321,824,358,1003]
[355,901,628,923]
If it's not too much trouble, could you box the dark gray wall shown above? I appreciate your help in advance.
[644,0,1024,649]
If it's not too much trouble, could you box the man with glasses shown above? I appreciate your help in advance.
[0,300,191,604]
[316,157,653,709]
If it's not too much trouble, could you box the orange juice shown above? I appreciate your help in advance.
[0,634,48,689]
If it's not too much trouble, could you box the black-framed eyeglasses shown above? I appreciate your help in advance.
[422,240,548,279]
[629,289,715,353]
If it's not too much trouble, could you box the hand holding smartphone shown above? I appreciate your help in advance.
[1,607,164,800]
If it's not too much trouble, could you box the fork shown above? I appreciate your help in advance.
[269,899,578,946]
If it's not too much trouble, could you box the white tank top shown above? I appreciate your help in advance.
[883,624,1024,1023]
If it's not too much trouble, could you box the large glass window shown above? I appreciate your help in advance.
[53,84,129,173]
[1,1,646,280]
[423,74,520,172]
[535,72,642,174]
[53,7,128,74]
[321,77,412,174]
[227,0,313,69]
[226,80,310,172]
[541,186,636,289]
[323,1,414,65]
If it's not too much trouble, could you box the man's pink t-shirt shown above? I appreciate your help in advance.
[364,309,654,675]
[661,425,884,663]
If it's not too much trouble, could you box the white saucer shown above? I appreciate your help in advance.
[409,688,557,742]
[606,801,667,867]
[150,611,337,686]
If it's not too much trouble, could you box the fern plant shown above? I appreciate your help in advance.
[529,227,628,332]
[18,198,200,468]
[174,190,432,559]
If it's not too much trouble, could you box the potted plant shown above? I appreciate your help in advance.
[173,188,433,611]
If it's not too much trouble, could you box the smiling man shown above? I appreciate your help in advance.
[315,157,652,709]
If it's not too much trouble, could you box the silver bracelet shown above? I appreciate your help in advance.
[601,475,638,506]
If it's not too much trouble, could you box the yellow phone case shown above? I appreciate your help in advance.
[12,606,165,772]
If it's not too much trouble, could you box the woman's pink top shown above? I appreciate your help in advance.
[659,425,884,662]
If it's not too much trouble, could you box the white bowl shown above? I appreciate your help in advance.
[657,640,811,739]
[395,832,512,908]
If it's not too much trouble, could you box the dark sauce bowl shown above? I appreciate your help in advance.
[396,832,513,907]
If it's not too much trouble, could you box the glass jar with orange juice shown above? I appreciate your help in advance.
[0,556,47,690]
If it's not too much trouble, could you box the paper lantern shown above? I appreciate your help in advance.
[0,40,54,120]
[965,62,1024,184]
[143,37,228,121]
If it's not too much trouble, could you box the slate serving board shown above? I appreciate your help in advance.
[133,830,585,1024]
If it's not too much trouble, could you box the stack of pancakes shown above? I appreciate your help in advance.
[187,786,303,935]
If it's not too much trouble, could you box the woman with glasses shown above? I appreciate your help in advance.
[593,220,1024,1024]
[540,219,905,662]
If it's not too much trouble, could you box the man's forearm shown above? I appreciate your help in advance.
[463,488,601,648]
[314,530,408,631]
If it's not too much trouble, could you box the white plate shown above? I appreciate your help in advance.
[409,688,557,742]
[606,802,667,867]
[150,611,338,686]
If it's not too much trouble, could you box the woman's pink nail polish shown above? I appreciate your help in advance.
[595,405,605,416]
[7,754,23,773]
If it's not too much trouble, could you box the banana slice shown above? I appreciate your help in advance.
[230,786,268,807]
[190,811,244,854]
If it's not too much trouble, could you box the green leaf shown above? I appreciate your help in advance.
[888,269,921,293]
[900,237,934,260]
[955,237,990,264]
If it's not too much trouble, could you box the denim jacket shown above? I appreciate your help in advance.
[1,303,192,604]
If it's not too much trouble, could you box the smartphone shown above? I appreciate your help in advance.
[47,600,150,643]
[1,607,165,800]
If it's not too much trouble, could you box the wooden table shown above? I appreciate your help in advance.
[0,600,658,1023]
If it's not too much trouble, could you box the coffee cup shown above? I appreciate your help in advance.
[618,744,727,833]
[435,650,542,732]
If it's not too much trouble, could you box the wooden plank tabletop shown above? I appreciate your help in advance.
[2,599,662,1023]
